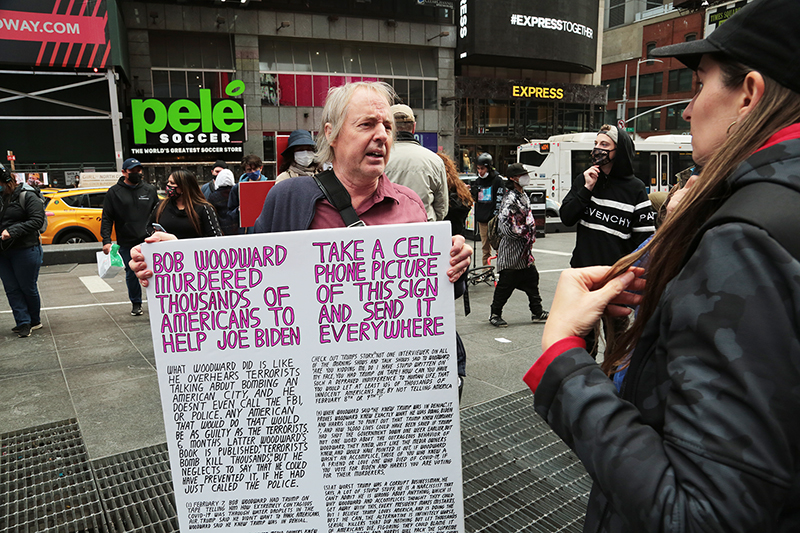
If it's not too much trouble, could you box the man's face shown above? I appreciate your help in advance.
[476,165,488,176]
[122,166,142,177]
[328,88,393,184]
[212,166,224,176]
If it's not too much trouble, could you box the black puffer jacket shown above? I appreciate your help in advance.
[0,184,45,251]
[534,137,800,532]
[560,125,655,268]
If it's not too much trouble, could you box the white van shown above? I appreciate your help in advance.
[517,132,694,204]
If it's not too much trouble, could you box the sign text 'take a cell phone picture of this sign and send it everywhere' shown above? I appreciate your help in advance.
[144,222,465,533]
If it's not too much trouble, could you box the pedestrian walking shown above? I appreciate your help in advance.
[0,164,45,337]
[488,163,548,327]
[100,158,158,316]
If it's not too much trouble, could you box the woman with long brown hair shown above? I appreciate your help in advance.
[524,1,800,530]
[438,151,473,237]
[149,169,222,239]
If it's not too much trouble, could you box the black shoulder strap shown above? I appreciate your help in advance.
[313,169,364,227]
[684,182,800,265]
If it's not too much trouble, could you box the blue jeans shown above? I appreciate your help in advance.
[0,244,43,327]
[117,246,142,304]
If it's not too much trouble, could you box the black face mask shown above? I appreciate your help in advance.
[590,147,614,167]
[127,172,142,184]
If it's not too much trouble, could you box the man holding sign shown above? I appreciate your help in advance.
[129,82,472,532]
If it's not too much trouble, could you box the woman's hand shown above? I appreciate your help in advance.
[1,229,10,240]
[447,234,472,283]
[129,232,177,287]
[542,266,645,352]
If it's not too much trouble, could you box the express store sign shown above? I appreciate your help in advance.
[129,80,246,161]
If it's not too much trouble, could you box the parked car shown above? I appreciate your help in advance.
[40,187,115,245]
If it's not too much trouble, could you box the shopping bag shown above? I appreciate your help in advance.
[97,243,125,278]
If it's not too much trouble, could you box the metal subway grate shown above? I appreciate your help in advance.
[0,419,107,533]
[460,389,592,533]
[90,444,178,533]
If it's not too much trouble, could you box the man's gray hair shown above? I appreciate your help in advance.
[315,81,397,165]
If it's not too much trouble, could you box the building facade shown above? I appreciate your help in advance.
[453,0,606,175]
[600,0,751,139]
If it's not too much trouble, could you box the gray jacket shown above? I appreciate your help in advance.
[384,132,448,222]
[534,138,800,532]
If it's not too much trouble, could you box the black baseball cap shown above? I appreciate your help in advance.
[651,0,800,94]
[505,163,528,177]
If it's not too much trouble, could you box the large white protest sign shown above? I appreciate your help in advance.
[144,222,464,533]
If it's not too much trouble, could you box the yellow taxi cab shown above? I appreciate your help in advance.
[40,187,116,245]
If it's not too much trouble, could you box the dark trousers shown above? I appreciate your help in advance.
[490,266,543,317]
[0,244,43,326]
[117,246,142,304]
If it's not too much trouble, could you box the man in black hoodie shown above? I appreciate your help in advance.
[100,158,158,316]
[470,153,504,265]
[560,124,655,351]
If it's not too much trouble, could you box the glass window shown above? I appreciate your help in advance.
[389,49,408,77]
[185,40,203,69]
[88,193,106,208]
[325,43,346,74]
[310,45,328,73]
[292,42,312,73]
[276,43,294,71]
[685,33,697,41]
[152,70,170,97]
[149,34,168,68]
[170,71,187,98]
[420,50,437,78]
[604,77,625,100]
[424,80,437,110]
[259,40,276,72]
[393,79,409,105]
[358,46,376,76]
[62,193,88,208]
[668,69,693,92]
[632,106,661,132]
[408,79,423,109]
[630,72,663,97]
[187,71,203,98]
[406,51,423,77]
[609,0,625,27]
[665,104,690,131]
[375,49,393,76]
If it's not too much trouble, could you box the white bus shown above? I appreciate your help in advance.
[517,132,694,204]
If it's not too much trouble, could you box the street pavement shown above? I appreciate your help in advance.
[0,231,576,460]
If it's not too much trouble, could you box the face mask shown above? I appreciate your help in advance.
[478,170,488,178]
[591,148,614,167]
[294,150,314,168]
[166,184,181,199]
[127,172,141,184]
[517,174,531,186]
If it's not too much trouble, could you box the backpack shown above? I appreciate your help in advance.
[18,184,48,234]
[487,214,501,250]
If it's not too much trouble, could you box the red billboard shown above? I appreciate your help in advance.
[0,0,110,69]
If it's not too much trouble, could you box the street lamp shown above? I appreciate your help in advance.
[634,57,664,137]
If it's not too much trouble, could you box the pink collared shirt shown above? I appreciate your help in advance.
[309,173,426,229]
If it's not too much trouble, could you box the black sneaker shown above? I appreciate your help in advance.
[17,324,31,338]
[489,314,508,328]
[531,310,550,322]
[131,303,143,316]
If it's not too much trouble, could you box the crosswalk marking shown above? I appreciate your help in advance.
[79,276,114,293]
